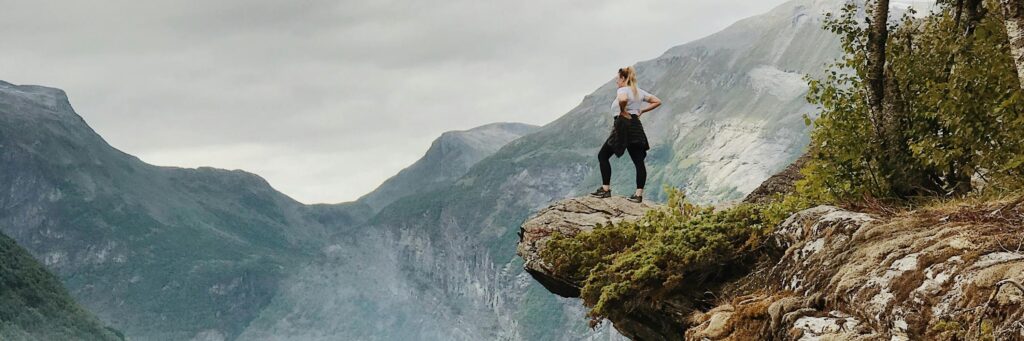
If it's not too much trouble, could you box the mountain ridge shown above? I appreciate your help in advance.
[0,79,539,340]
[357,121,538,212]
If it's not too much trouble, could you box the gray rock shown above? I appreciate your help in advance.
[688,202,1024,340]
[517,196,658,297]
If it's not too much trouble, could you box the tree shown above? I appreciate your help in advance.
[802,0,1024,202]
[864,0,943,196]
[1004,0,1024,87]
[865,0,890,138]
[965,0,987,35]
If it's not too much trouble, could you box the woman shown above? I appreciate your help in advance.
[590,66,662,203]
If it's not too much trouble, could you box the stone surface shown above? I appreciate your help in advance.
[686,202,1024,340]
[517,196,658,297]
[521,196,1024,340]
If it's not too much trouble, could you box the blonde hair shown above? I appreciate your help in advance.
[618,66,638,98]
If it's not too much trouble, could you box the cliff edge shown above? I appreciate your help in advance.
[517,196,659,298]
[518,198,1024,340]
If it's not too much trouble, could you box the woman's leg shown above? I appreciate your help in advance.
[627,145,647,194]
[598,144,614,190]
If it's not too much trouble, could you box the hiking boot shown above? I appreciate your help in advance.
[589,188,611,198]
[627,194,643,203]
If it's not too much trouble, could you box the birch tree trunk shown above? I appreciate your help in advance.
[866,0,890,134]
[1003,0,1024,88]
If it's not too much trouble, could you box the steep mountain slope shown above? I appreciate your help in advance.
[358,122,538,212]
[0,80,354,339]
[239,0,848,339]
[0,231,123,341]
[0,79,537,340]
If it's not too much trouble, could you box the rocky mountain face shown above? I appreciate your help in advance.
[0,231,123,341]
[357,122,539,212]
[620,0,844,203]
[0,80,353,340]
[520,197,1024,340]
[0,80,528,340]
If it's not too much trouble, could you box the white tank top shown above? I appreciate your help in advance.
[611,86,651,116]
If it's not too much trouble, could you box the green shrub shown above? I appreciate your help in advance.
[540,188,810,323]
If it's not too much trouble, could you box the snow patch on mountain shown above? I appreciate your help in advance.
[689,121,801,200]
[748,66,808,100]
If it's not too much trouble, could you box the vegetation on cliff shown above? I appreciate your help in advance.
[0,232,123,341]
[541,189,811,326]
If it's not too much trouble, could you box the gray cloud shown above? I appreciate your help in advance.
[2,0,788,203]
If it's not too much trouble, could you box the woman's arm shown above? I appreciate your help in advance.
[618,92,631,119]
[639,94,662,116]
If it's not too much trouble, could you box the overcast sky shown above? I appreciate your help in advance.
[2,0,797,204]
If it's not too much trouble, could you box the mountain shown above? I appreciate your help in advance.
[0,231,123,341]
[358,122,539,212]
[0,80,527,340]
[238,0,848,339]
[0,80,353,340]
[1,0,851,339]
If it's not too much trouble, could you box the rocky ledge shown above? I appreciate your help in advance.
[519,198,1024,340]
[516,196,658,297]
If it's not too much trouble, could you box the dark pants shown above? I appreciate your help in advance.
[598,144,647,189]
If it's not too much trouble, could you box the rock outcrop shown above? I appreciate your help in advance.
[742,153,809,204]
[517,196,659,297]
[520,199,1024,340]
[690,202,1024,340]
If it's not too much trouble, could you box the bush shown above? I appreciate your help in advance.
[540,188,810,324]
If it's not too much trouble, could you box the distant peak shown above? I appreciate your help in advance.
[0,80,74,117]
[0,80,70,101]
[455,122,539,135]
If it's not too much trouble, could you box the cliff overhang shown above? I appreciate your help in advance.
[518,198,1024,340]
[516,196,658,298]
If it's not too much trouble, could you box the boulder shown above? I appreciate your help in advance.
[516,196,659,297]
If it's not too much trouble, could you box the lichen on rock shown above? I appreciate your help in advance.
[689,200,1024,340]
[519,197,1024,340]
